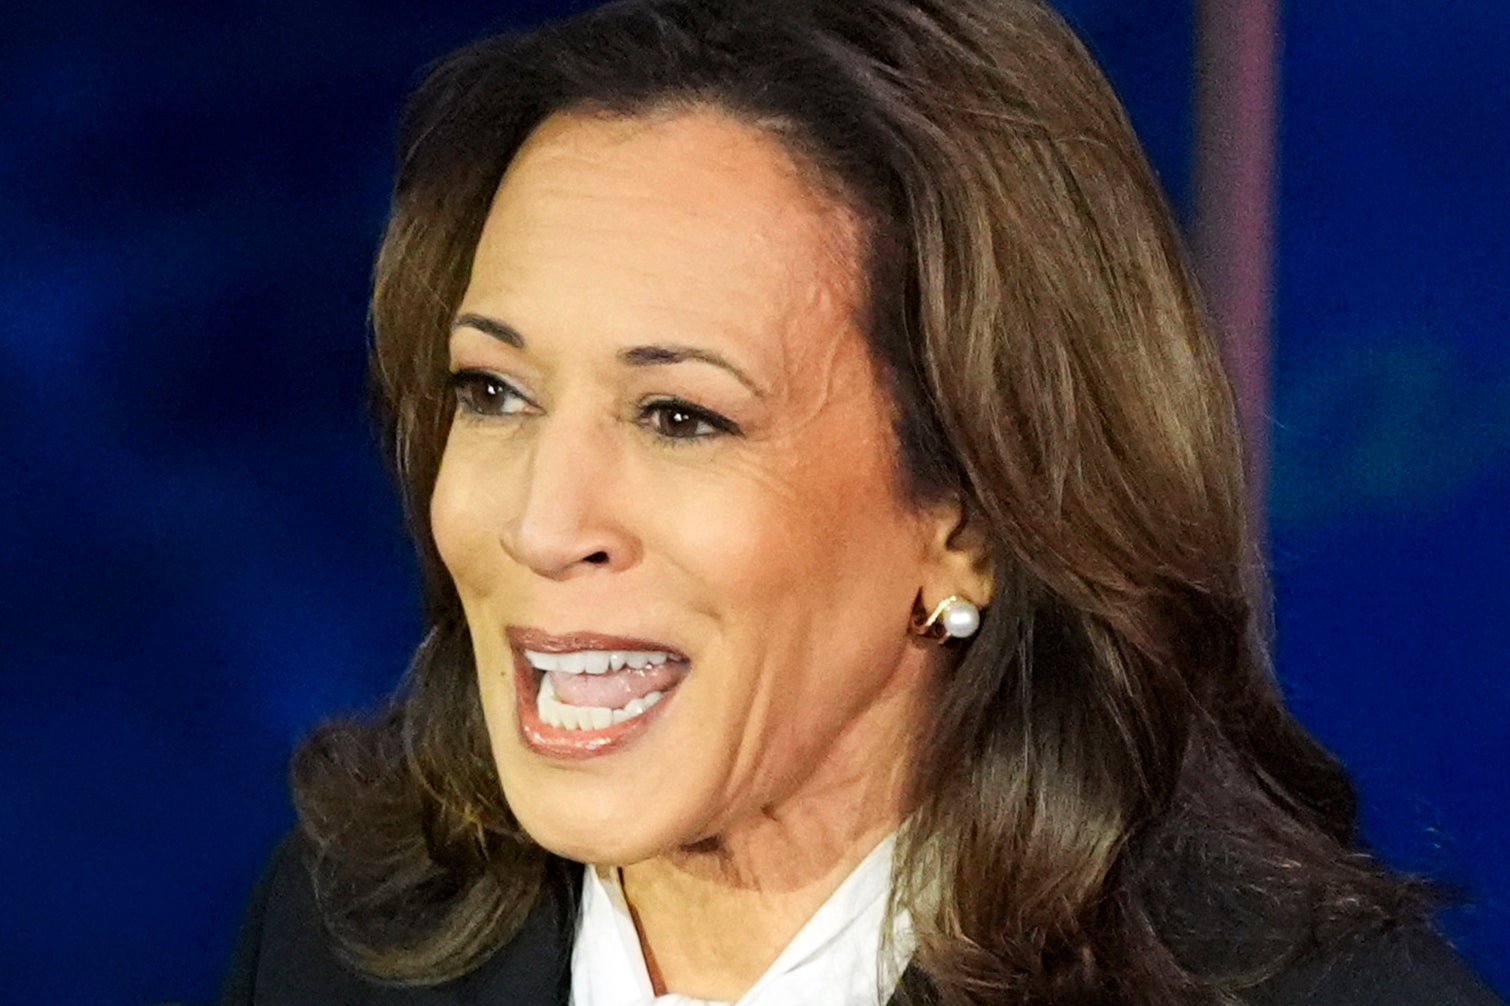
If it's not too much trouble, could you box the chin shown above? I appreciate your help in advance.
[501,770,690,866]
[513,791,685,864]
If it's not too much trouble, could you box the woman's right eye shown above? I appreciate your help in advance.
[447,369,532,417]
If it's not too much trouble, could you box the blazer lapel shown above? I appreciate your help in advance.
[888,964,938,1005]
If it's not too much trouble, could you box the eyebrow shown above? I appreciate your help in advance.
[619,344,766,398]
[452,312,765,398]
[451,312,524,347]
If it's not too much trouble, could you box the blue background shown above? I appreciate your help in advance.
[2,2,1504,1002]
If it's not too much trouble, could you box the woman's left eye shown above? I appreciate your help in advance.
[640,399,739,441]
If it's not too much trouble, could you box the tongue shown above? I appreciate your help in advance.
[550,662,687,708]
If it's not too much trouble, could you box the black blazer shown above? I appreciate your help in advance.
[220,836,1504,1006]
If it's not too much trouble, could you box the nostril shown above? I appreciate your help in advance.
[584,551,610,565]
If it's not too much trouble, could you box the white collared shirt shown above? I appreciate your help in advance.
[569,835,912,1006]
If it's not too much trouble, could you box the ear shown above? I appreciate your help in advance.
[918,496,994,610]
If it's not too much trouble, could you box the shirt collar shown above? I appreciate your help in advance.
[569,833,912,1006]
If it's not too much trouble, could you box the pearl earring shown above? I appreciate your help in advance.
[915,594,981,641]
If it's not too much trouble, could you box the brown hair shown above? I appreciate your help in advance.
[293,1,1421,1001]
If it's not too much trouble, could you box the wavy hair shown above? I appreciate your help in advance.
[292,1,1421,1001]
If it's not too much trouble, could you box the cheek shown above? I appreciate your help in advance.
[429,464,466,576]
[762,422,913,564]
[663,460,846,592]
[678,437,923,639]
[429,440,497,592]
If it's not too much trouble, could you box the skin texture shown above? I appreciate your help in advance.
[430,108,991,998]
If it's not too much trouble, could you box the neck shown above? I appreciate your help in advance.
[619,738,912,999]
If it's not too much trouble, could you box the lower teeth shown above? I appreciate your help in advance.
[536,675,666,731]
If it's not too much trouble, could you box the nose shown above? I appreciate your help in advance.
[499,414,640,579]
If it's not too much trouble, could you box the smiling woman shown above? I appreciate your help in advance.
[433,110,974,886]
[218,2,1502,1005]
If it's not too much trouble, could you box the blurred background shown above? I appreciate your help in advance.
[1,1,1505,1002]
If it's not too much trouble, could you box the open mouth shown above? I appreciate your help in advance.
[507,627,690,757]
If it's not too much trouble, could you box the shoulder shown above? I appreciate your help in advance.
[1243,925,1504,1006]
[219,831,579,1006]
[219,831,390,1004]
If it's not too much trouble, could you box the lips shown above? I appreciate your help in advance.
[505,627,690,758]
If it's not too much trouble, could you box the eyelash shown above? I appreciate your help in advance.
[446,370,741,442]
[448,370,532,417]
[637,397,741,442]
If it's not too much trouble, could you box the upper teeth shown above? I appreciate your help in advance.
[523,649,671,674]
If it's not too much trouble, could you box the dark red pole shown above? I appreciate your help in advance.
[1193,0,1280,540]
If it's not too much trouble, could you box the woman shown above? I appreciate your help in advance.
[221,0,1501,1003]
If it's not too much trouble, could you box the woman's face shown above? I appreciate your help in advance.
[432,108,975,865]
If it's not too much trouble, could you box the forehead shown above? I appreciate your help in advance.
[462,107,869,378]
